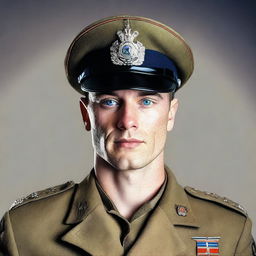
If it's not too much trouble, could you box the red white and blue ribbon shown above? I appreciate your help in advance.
[192,237,220,255]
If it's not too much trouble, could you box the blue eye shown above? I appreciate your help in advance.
[142,99,152,106]
[101,99,118,107]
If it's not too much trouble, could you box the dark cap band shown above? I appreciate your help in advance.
[77,49,181,92]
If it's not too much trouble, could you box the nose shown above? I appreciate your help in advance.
[116,102,138,130]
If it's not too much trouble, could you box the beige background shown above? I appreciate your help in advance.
[0,0,255,238]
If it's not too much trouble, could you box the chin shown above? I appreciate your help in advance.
[108,156,150,171]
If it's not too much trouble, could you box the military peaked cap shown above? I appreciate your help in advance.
[65,15,194,94]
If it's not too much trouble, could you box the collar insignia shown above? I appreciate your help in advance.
[192,237,220,255]
[110,19,145,66]
[176,205,188,217]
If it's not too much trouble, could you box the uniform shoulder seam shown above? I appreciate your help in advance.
[185,186,247,217]
[9,181,75,210]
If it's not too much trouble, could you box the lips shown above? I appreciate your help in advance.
[114,138,144,148]
[115,138,144,143]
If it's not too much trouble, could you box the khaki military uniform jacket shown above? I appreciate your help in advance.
[0,168,254,256]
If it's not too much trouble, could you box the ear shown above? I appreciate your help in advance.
[167,98,178,132]
[79,97,91,131]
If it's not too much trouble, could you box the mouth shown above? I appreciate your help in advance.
[114,138,144,148]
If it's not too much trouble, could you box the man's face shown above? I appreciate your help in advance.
[81,89,178,171]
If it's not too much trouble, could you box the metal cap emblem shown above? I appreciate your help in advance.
[110,20,145,65]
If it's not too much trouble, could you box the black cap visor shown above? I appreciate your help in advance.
[80,72,177,93]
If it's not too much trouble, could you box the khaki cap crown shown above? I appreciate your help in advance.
[65,15,194,94]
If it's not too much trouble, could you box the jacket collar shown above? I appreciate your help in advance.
[65,170,100,224]
[159,166,199,228]
[62,167,199,255]
[63,170,123,255]
[128,167,199,256]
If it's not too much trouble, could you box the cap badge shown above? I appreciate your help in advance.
[192,237,220,255]
[176,205,188,217]
[110,20,145,66]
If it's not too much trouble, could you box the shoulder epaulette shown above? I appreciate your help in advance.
[185,186,247,217]
[10,181,75,210]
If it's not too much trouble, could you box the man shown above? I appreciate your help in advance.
[0,15,254,256]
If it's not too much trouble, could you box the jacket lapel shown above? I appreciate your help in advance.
[61,170,123,256]
[128,167,199,256]
[62,204,123,255]
[127,206,189,256]
[61,167,199,256]
[160,166,199,228]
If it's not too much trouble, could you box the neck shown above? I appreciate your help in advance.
[94,153,166,220]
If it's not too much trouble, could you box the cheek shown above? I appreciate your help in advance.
[88,108,115,149]
[86,107,105,151]
[88,106,110,130]
[154,118,169,143]
[143,109,169,149]
[144,109,170,132]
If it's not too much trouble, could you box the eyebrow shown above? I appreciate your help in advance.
[94,91,163,99]
[137,91,164,99]
[94,92,117,97]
